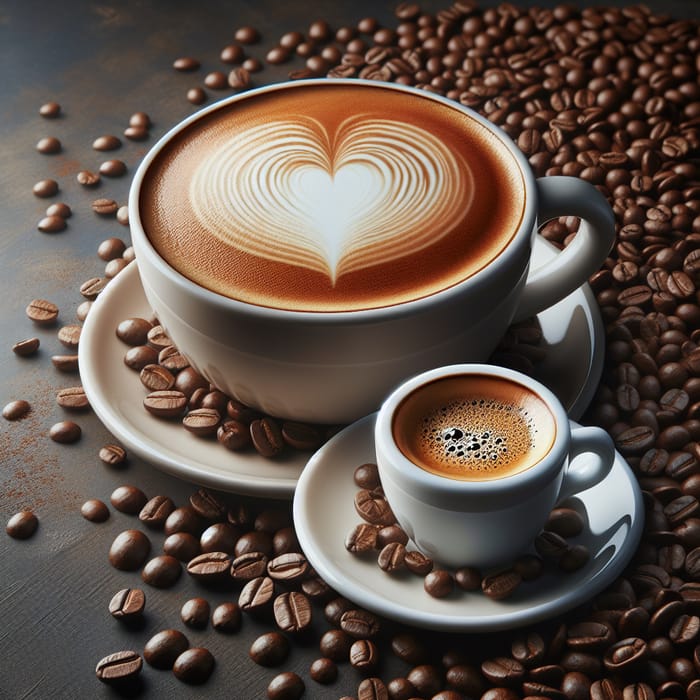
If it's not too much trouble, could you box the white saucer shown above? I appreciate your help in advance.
[79,237,604,497]
[293,414,644,633]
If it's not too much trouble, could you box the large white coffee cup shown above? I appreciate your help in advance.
[130,79,615,424]
[375,364,615,569]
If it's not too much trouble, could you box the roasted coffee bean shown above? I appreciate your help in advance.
[350,639,379,671]
[26,298,58,324]
[186,551,231,582]
[566,621,615,652]
[181,597,210,629]
[378,541,406,572]
[481,657,525,685]
[173,56,200,71]
[320,628,353,662]
[377,524,409,548]
[93,134,121,151]
[92,197,118,215]
[183,408,220,436]
[239,576,275,611]
[95,650,142,685]
[273,591,312,633]
[110,485,147,514]
[140,363,175,391]
[354,489,395,525]
[199,522,239,554]
[51,353,79,372]
[407,664,444,697]
[546,507,585,537]
[54,386,88,411]
[12,337,40,356]
[39,101,60,117]
[231,551,269,580]
[32,178,59,198]
[391,632,430,665]
[345,523,379,553]
[603,637,649,672]
[3,399,30,421]
[559,544,591,572]
[99,159,126,177]
[404,549,434,576]
[109,530,151,571]
[281,421,322,450]
[235,530,273,557]
[268,552,309,582]
[511,632,547,668]
[190,488,227,522]
[354,462,381,489]
[138,495,175,528]
[6,510,38,539]
[141,554,181,588]
[424,569,456,598]
[309,657,337,684]
[455,566,482,590]
[117,317,152,345]
[250,631,290,667]
[124,345,159,370]
[340,608,381,638]
[81,498,110,523]
[49,420,81,443]
[535,531,569,559]
[144,390,187,417]
[108,588,145,620]
[172,647,215,684]
[267,671,305,700]
[482,569,522,600]
[250,417,285,457]
[211,602,242,633]
[99,443,126,466]
[159,345,189,371]
[217,419,252,451]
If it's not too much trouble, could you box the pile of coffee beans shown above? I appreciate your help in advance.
[5,0,700,697]
[346,462,589,600]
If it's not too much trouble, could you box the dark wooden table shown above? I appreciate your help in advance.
[1,1,698,698]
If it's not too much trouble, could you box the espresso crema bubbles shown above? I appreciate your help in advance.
[140,83,526,312]
[394,375,557,481]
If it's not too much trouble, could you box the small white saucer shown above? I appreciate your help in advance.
[79,237,603,497]
[293,414,644,633]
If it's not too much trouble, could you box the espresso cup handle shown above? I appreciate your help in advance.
[557,426,616,503]
[512,176,615,322]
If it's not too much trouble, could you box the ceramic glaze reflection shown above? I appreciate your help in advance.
[190,117,470,284]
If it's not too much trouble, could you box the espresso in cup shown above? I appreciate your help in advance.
[392,374,557,481]
[140,82,526,312]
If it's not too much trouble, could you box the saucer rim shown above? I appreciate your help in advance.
[293,414,644,633]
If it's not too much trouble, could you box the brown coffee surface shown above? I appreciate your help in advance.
[141,83,525,312]
[393,375,556,480]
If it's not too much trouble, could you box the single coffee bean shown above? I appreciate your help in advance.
[376,524,409,548]
[511,632,547,667]
[345,523,379,553]
[378,541,406,572]
[230,551,268,581]
[455,566,482,591]
[109,530,151,571]
[173,56,200,71]
[124,345,158,370]
[212,602,242,633]
[309,657,337,684]
[109,588,146,619]
[39,101,61,117]
[281,421,323,450]
[546,507,585,537]
[95,651,142,685]
[559,544,591,572]
[6,510,38,539]
[140,363,175,391]
[56,386,90,411]
[99,443,127,466]
[37,215,66,233]
[274,591,312,633]
[320,628,353,662]
[183,408,221,436]
[391,632,430,665]
[139,495,175,528]
[350,639,379,671]
[91,197,119,216]
[110,485,147,515]
[481,657,526,685]
[404,549,434,576]
[3,399,31,421]
[340,609,381,638]
[354,489,395,525]
[267,552,309,582]
[235,530,273,557]
[250,631,290,667]
[12,337,40,356]
[81,499,109,523]
[143,390,187,418]
[26,299,58,324]
[482,569,522,600]
[354,463,381,489]
[46,202,71,218]
[173,647,215,684]
[250,417,285,457]
[32,179,59,198]
[77,169,100,187]
[239,576,275,612]
[93,134,122,151]
[407,664,444,697]
[180,597,210,629]
[357,677,388,700]
[200,522,240,554]
[142,554,181,588]
[267,671,304,700]
[99,159,126,177]
[117,317,153,345]
[144,629,190,670]
[49,420,81,443]
[186,551,231,582]
[51,354,79,372]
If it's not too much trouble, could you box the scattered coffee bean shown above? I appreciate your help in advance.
[39,101,61,118]
[186,551,231,583]
[211,602,242,633]
[234,25,260,43]
[109,529,151,571]
[36,136,61,153]
[50,354,79,372]
[273,591,312,633]
[95,650,142,685]
[49,420,81,443]
[340,608,381,639]
[79,277,108,299]
[57,324,81,349]
[6,510,38,539]
[37,215,66,232]
[144,629,189,669]
[267,671,305,700]
[108,588,145,619]
[46,202,71,218]
[76,169,100,187]
[110,485,147,514]
[12,337,40,356]
[190,488,227,522]
[81,499,110,523]
[424,569,455,598]
[91,197,119,215]
[187,87,207,105]
[3,399,31,421]
[172,647,215,684]
[141,554,181,588]
[249,631,290,667]
[181,597,210,629]
[139,495,175,528]
[56,386,89,410]
[99,158,126,177]
[26,299,58,324]
[99,443,126,466]
[482,569,522,600]
[250,417,285,457]
[165,532,201,562]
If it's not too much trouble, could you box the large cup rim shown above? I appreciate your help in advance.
[129,78,538,324]
[374,363,571,509]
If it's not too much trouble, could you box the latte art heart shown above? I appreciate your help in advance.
[190,117,472,284]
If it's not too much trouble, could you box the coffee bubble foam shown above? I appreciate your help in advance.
[418,398,536,475]
[189,115,470,284]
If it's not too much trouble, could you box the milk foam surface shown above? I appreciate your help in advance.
[141,84,526,311]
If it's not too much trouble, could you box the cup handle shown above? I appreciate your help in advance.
[512,176,615,322]
[557,426,616,503]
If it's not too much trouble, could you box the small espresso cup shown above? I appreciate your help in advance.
[130,78,615,424]
[374,364,615,569]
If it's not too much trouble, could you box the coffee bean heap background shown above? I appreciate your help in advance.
[2,0,700,698]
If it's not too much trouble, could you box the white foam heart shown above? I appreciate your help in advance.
[190,116,472,283]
